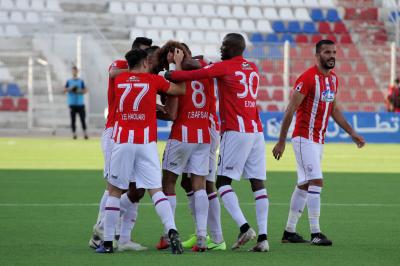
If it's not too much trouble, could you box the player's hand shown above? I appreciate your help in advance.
[272,141,286,160]
[350,133,366,148]
[173,48,184,65]
[156,104,167,114]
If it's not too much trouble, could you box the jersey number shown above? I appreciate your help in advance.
[118,83,149,112]
[191,81,206,109]
[235,71,259,99]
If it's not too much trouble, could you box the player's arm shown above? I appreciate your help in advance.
[156,96,178,121]
[331,100,365,148]
[272,91,306,160]
[109,67,128,78]
[78,80,88,94]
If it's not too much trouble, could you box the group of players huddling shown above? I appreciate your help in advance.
[88,33,365,254]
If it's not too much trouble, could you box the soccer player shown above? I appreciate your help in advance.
[155,42,213,252]
[272,40,366,246]
[89,37,152,251]
[165,33,270,252]
[96,48,186,254]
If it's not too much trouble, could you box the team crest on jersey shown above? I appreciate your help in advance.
[127,76,139,82]
[295,82,303,92]
[242,62,253,70]
[321,89,335,102]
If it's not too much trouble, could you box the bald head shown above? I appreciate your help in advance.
[220,33,246,60]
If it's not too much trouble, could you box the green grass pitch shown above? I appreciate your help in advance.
[0,138,399,265]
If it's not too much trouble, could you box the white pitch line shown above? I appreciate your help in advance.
[0,202,399,207]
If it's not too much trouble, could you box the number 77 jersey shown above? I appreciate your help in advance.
[113,72,171,144]
[170,56,263,134]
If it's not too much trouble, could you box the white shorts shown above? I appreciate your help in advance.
[162,139,210,176]
[206,128,220,182]
[108,142,161,190]
[101,127,114,178]
[292,136,324,185]
[217,131,267,181]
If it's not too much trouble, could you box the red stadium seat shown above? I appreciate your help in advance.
[354,90,369,102]
[336,48,346,58]
[260,75,268,86]
[338,90,353,103]
[257,89,270,101]
[344,8,357,20]
[300,46,313,58]
[318,22,331,34]
[271,75,284,87]
[340,34,353,44]
[295,34,309,43]
[267,104,279,112]
[348,46,361,59]
[326,34,337,43]
[290,47,298,58]
[292,60,305,73]
[272,89,284,101]
[363,76,377,88]
[16,97,28,111]
[346,104,360,112]
[333,22,348,34]
[348,76,362,88]
[290,74,298,85]
[355,63,368,73]
[311,34,323,43]
[262,60,274,73]
[0,97,15,111]
[363,105,376,112]
[361,8,378,20]
[339,62,353,72]
[371,90,384,103]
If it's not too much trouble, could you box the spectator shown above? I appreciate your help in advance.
[64,66,88,139]
[387,78,400,113]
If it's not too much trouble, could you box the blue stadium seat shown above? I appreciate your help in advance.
[310,9,324,22]
[281,34,294,43]
[6,83,23,97]
[250,33,264,43]
[287,21,302,33]
[389,11,400,22]
[326,9,340,22]
[272,21,286,33]
[0,84,5,96]
[250,45,266,59]
[267,45,283,59]
[265,33,280,43]
[303,22,317,34]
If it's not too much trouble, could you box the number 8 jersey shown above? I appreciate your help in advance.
[169,79,212,143]
[113,72,170,144]
[171,56,263,134]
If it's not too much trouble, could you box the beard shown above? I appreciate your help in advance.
[322,58,335,69]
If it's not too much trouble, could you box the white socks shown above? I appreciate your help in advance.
[166,193,177,216]
[187,191,196,225]
[96,190,109,228]
[286,187,308,233]
[152,191,177,232]
[218,185,247,227]
[307,185,322,234]
[119,193,138,244]
[194,189,209,237]
[254,188,269,236]
[104,196,120,242]
[208,192,224,243]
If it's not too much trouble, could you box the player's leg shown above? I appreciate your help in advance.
[70,106,77,139]
[77,105,88,139]
[244,133,269,252]
[137,142,183,254]
[180,173,199,249]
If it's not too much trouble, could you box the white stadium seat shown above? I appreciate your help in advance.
[0,11,8,22]
[279,7,295,20]
[16,0,29,10]
[130,28,144,40]
[155,3,169,15]
[290,0,305,6]
[278,0,291,6]
[241,19,256,32]
[186,4,201,17]
[176,30,190,42]
[31,0,45,10]
[160,30,174,42]
[232,6,247,19]
[246,0,261,5]
[26,12,40,23]
[191,31,205,43]
[256,20,273,33]
[205,31,219,43]
[263,7,279,20]
[10,11,24,23]
[140,3,153,15]
[201,5,216,17]
[189,45,203,57]
[46,0,61,12]
[180,17,196,30]
[0,26,4,37]
[225,19,240,31]
[135,16,149,27]
[248,7,263,19]
[204,44,219,58]
[151,17,165,28]
[170,3,184,16]
[304,0,319,7]
[195,17,210,30]
[166,17,180,28]
[125,2,138,14]
[217,6,232,18]
[109,2,123,14]
[319,0,335,7]
[210,18,225,30]
[259,0,276,6]
[145,29,160,41]
[0,0,14,9]
[295,8,311,21]
[5,25,21,37]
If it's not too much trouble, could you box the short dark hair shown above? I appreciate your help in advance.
[316,39,335,54]
[125,48,148,69]
[145,45,160,55]
[225,33,246,53]
[132,37,152,49]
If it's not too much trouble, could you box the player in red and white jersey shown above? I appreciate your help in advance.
[167,33,269,252]
[273,40,365,246]
[95,48,186,254]
[89,37,152,251]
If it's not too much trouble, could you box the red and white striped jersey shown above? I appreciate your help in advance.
[105,59,128,129]
[292,66,338,144]
[209,78,220,132]
[169,78,212,143]
[171,56,263,134]
[113,72,170,144]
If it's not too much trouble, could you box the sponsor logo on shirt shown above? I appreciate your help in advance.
[169,162,177,166]
[127,76,139,82]
[321,89,335,102]
[111,175,118,179]
[242,62,253,70]
[225,166,234,170]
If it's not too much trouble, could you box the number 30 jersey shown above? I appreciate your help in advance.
[169,78,211,144]
[170,56,263,134]
[113,72,170,144]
